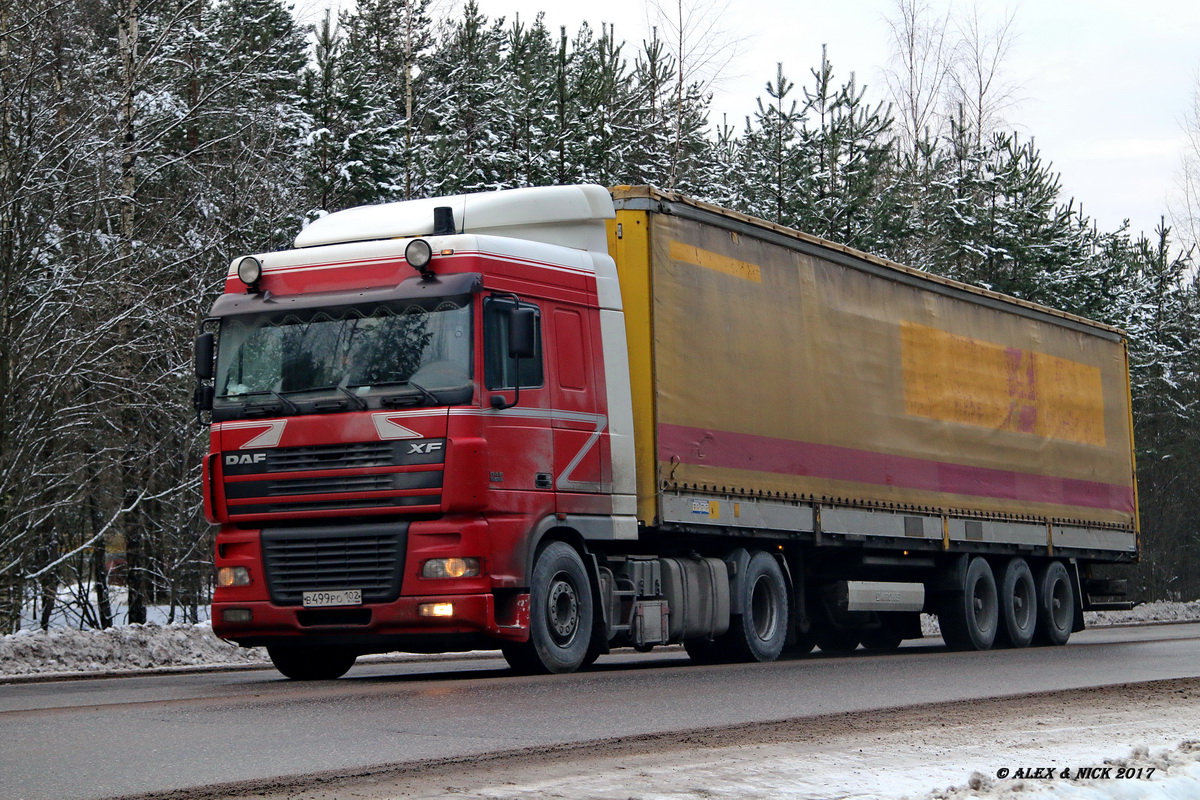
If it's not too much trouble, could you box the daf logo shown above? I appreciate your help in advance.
[225,453,267,466]
[408,442,444,455]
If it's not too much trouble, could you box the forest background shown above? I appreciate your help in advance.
[1,0,1197,632]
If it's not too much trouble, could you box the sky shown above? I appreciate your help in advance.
[302,0,1200,244]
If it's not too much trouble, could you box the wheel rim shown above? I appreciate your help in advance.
[749,575,779,642]
[546,570,580,646]
[1012,573,1035,630]
[971,574,997,635]
[1049,575,1071,631]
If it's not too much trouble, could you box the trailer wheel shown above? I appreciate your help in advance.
[267,646,356,680]
[1033,560,1074,646]
[724,551,789,662]
[503,541,593,674]
[937,556,998,651]
[997,558,1037,648]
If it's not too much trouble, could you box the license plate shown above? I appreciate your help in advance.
[302,589,362,608]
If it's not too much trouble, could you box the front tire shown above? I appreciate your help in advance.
[503,541,594,674]
[267,646,356,680]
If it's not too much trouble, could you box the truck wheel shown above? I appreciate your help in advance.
[267,646,356,680]
[937,556,998,651]
[997,558,1036,648]
[724,550,789,662]
[503,541,593,674]
[1033,560,1074,646]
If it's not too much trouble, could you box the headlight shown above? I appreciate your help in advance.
[216,566,251,587]
[421,557,480,579]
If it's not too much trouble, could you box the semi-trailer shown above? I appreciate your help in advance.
[196,184,1138,679]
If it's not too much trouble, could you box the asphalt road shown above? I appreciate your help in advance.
[3,623,1199,800]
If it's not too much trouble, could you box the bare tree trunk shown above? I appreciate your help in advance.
[116,0,148,625]
[883,0,955,160]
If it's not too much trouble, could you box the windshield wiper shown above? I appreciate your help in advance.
[278,384,368,410]
[352,380,441,407]
[221,389,299,416]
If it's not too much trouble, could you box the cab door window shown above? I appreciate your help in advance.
[484,298,543,390]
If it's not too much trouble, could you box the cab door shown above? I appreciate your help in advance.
[548,306,609,514]
[481,296,554,511]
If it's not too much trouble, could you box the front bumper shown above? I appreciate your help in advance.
[212,591,530,652]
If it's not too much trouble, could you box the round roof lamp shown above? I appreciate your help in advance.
[405,238,435,278]
[237,256,263,289]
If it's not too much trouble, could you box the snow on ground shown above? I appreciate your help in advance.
[0,621,268,676]
[2,600,1199,678]
[376,685,1200,800]
[926,743,1200,800]
[462,740,1200,800]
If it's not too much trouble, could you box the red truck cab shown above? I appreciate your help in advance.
[198,186,636,679]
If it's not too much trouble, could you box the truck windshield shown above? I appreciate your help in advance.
[214,298,472,409]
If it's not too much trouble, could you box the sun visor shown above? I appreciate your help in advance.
[208,272,483,317]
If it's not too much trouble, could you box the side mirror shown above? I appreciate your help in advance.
[195,331,215,381]
[508,307,536,359]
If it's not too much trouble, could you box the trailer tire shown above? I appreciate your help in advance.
[937,556,998,651]
[503,541,593,674]
[1033,560,1074,646]
[997,558,1037,648]
[724,551,788,663]
[267,646,356,680]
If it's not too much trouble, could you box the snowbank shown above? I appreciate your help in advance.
[925,742,1200,800]
[918,599,1200,637]
[0,621,268,677]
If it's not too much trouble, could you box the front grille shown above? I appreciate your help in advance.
[223,439,445,519]
[261,523,407,605]
[265,442,396,472]
[234,494,440,515]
